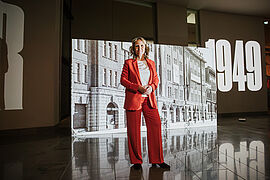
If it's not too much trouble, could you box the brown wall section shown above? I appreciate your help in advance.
[112,1,154,42]
[71,0,113,40]
[156,3,188,45]
[72,1,188,45]
[200,10,268,114]
[72,0,155,42]
[0,0,61,130]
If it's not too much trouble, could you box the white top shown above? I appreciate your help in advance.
[137,60,150,97]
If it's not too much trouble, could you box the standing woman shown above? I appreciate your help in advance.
[120,37,170,170]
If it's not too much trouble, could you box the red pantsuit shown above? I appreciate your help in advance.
[126,97,164,164]
[121,58,164,164]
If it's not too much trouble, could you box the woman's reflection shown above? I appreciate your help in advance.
[148,167,168,180]
[129,166,143,180]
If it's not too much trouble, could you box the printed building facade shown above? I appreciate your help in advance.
[71,39,217,135]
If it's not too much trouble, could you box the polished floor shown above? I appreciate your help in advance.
[0,115,270,180]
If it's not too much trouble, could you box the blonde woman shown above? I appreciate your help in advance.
[120,37,170,170]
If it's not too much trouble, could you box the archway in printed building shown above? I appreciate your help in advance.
[196,106,200,121]
[106,102,119,129]
[73,104,86,129]
[208,103,211,120]
[193,106,197,122]
[188,106,192,121]
[214,104,217,118]
[181,107,185,122]
[161,104,167,127]
[176,107,180,122]
[205,107,208,120]
[170,106,174,123]
[200,107,205,121]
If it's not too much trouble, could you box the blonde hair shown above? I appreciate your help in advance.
[129,37,150,59]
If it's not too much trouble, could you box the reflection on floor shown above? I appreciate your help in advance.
[0,116,270,179]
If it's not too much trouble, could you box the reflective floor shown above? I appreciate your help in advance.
[0,115,270,180]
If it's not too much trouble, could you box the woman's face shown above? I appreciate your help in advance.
[134,40,145,58]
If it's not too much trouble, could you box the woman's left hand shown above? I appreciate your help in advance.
[143,85,152,95]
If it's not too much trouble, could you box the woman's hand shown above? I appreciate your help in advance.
[143,85,152,95]
[138,86,147,94]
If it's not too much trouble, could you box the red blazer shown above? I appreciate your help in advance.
[120,58,159,110]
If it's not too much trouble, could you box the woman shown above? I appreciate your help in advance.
[120,37,170,170]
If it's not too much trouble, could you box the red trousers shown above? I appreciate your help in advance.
[126,97,164,164]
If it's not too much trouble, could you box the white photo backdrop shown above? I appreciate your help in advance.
[71,39,217,136]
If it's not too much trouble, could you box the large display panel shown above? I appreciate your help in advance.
[71,39,217,136]
[0,0,24,110]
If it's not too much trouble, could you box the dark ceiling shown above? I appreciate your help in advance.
[154,0,270,17]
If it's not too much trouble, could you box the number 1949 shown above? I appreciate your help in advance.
[206,39,262,92]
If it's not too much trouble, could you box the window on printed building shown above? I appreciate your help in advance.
[180,90,183,100]
[109,43,112,59]
[73,63,77,82]
[168,87,172,97]
[103,41,107,56]
[110,70,113,87]
[175,88,178,99]
[83,40,88,53]
[115,72,118,87]
[115,45,118,60]
[76,39,80,51]
[179,62,183,71]
[167,70,172,81]
[167,55,171,64]
[84,65,87,83]
[174,58,177,64]
[103,68,107,85]
[125,51,130,60]
[76,63,80,82]
[213,93,216,101]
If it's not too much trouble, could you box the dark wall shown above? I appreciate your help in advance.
[71,0,155,42]
[200,10,267,114]
[0,0,61,130]
[61,0,72,120]
[71,1,188,45]
[156,2,188,45]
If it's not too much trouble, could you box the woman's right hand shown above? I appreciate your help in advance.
[138,86,146,94]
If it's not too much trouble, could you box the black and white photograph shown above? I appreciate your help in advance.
[71,39,217,136]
